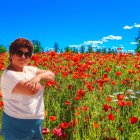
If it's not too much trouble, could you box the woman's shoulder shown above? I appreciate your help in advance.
[24,65,38,74]
[24,65,38,70]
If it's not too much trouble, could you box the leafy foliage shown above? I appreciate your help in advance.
[0,44,7,54]
[32,40,44,53]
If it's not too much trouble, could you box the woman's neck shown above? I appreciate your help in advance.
[7,64,24,72]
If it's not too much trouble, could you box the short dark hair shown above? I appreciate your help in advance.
[9,38,34,56]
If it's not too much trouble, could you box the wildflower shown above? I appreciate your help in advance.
[108,113,115,121]
[117,94,125,100]
[116,71,122,76]
[45,80,57,87]
[135,91,140,94]
[103,104,112,112]
[105,67,111,72]
[68,84,72,89]
[118,100,125,107]
[0,91,2,97]
[93,122,99,129]
[118,127,124,132]
[65,101,71,105]
[111,81,116,85]
[0,101,4,107]
[121,80,127,85]
[105,96,112,102]
[42,128,50,135]
[60,122,69,129]
[130,96,137,99]
[52,127,62,137]
[49,116,57,121]
[81,106,88,111]
[129,117,138,124]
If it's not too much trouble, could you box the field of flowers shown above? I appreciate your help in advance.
[0,52,139,140]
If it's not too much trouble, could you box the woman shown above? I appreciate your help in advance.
[0,38,55,140]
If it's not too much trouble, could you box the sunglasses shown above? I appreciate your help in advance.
[15,50,31,59]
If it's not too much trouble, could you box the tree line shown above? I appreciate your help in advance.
[0,31,140,54]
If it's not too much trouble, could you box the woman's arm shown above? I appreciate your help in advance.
[36,69,55,81]
[12,80,42,96]
[23,69,55,89]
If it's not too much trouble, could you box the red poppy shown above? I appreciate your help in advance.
[0,101,4,107]
[118,100,125,107]
[129,117,138,124]
[49,116,57,121]
[121,80,127,85]
[42,128,50,135]
[65,101,71,105]
[105,96,112,102]
[0,91,3,98]
[105,67,111,72]
[68,84,72,89]
[103,104,112,112]
[45,80,57,87]
[108,113,115,121]
[81,106,88,111]
[60,122,69,129]
[111,81,116,85]
[117,94,125,100]
[125,101,132,106]
[93,122,99,129]
[116,71,122,76]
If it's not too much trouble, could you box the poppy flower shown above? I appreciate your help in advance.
[65,101,71,105]
[118,100,125,107]
[129,117,138,124]
[117,94,125,100]
[68,84,72,89]
[116,71,121,76]
[93,122,99,129]
[45,80,57,87]
[52,127,62,136]
[49,116,57,121]
[108,113,115,121]
[60,122,69,129]
[103,104,112,112]
[42,128,50,135]
[0,91,3,97]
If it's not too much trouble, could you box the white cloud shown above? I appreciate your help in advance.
[131,42,137,45]
[128,50,134,53]
[133,23,140,28]
[123,25,133,29]
[123,23,140,30]
[69,45,81,48]
[102,35,122,42]
[82,40,103,45]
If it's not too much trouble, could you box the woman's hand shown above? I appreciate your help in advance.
[24,70,55,93]
[24,75,42,92]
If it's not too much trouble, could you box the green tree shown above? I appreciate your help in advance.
[87,45,93,53]
[72,47,78,53]
[53,42,59,53]
[0,44,7,53]
[32,40,44,53]
[64,46,73,52]
[135,38,140,53]
[135,28,140,53]
[80,45,85,53]
[101,47,107,53]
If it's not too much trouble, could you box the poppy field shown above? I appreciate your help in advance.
[0,52,140,140]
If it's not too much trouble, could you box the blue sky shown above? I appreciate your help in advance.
[0,0,140,52]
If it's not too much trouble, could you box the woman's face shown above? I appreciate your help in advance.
[11,47,31,68]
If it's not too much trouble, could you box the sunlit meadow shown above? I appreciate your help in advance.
[0,51,140,140]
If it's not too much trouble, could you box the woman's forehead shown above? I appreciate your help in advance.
[19,47,29,51]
